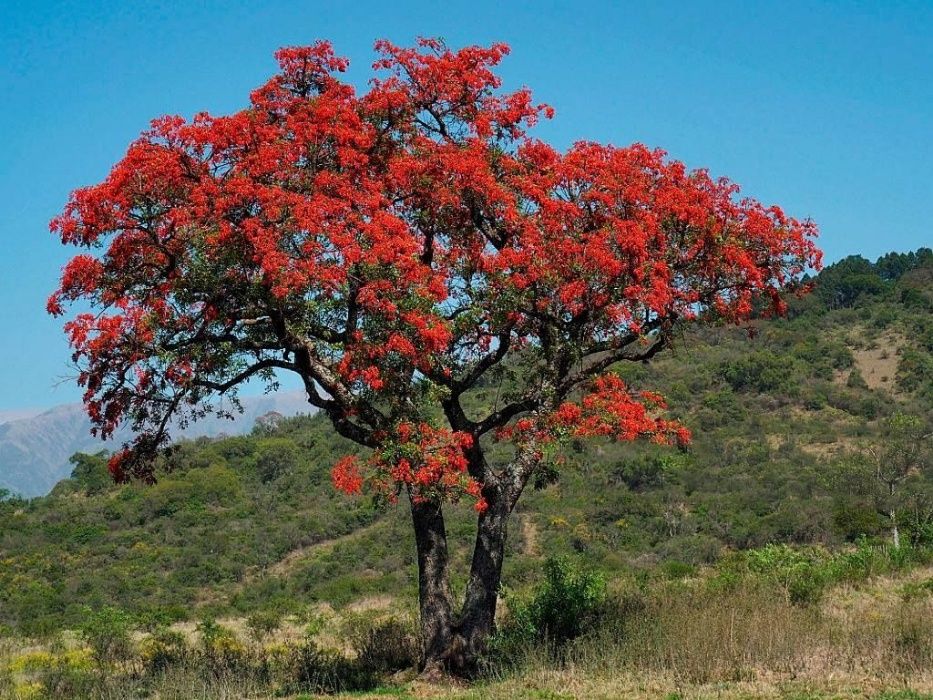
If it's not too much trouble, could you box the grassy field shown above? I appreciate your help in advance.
[1,545,930,699]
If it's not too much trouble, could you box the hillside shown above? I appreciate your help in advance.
[0,390,314,498]
[0,249,929,641]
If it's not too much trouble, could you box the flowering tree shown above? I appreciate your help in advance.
[50,39,820,673]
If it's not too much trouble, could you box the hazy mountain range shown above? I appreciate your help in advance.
[0,391,313,497]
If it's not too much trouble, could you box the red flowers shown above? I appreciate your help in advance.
[329,423,482,510]
[331,455,364,495]
[49,38,819,500]
[498,374,691,450]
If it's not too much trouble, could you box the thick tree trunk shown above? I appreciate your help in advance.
[411,442,535,676]
[446,483,513,675]
[890,508,900,549]
[409,496,454,673]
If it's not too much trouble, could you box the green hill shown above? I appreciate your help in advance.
[0,249,930,641]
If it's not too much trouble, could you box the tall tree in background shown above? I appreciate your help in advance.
[865,412,932,548]
[49,39,820,673]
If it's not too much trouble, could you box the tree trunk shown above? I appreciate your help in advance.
[446,483,512,675]
[890,508,900,549]
[409,495,454,673]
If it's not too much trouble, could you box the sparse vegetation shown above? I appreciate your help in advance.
[0,547,929,698]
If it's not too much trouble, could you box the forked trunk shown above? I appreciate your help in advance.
[446,483,512,676]
[409,496,454,673]
[412,478,521,675]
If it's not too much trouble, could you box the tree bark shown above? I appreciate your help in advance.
[890,508,900,549]
[412,444,536,676]
[445,481,515,676]
[409,495,454,673]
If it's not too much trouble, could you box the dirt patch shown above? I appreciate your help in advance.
[850,332,904,390]
[521,515,540,556]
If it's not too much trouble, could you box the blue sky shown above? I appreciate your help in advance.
[1,0,931,412]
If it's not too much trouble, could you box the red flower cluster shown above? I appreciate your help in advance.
[497,373,690,449]
[331,422,484,511]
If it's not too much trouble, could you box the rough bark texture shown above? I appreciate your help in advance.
[409,496,454,672]
[411,480,517,676]
[448,484,511,674]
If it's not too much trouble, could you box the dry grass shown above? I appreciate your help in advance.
[1,567,930,699]
[850,332,904,390]
[443,567,933,700]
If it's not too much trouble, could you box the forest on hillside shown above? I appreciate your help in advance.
[0,250,929,698]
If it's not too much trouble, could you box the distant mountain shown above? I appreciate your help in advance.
[0,409,42,426]
[0,391,313,497]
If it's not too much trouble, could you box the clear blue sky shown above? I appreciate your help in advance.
[1,0,931,412]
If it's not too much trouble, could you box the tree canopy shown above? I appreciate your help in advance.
[50,38,820,670]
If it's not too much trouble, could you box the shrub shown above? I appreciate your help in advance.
[78,606,134,668]
[745,545,827,605]
[353,618,419,674]
[660,560,696,580]
[286,638,374,694]
[846,368,868,389]
[246,610,282,645]
[719,352,800,395]
[197,618,247,677]
[8,647,96,698]
[832,501,883,541]
[253,439,301,484]
[139,627,188,674]
[500,556,607,649]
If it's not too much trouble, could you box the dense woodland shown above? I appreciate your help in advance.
[0,249,930,698]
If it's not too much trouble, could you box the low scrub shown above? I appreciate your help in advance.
[0,544,929,698]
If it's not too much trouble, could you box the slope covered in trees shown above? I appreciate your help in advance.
[1,249,930,638]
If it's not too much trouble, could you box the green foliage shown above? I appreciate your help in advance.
[898,346,933,397]
[139,627,187,674]
[352,618,419,675]
[285,638,375,694]
[246,609,283,644]
[5,645,97,699]
[814,255,887,308]
[252,438,301,484]
[740,539,930,605]
[746,545,829,604]
[68,452,111,495]
[719,351,801,394]
[197,618,245,671]
[77,607,133,667]
[610,453,681,492]
[0,249,930,640]
[499,556,607,650]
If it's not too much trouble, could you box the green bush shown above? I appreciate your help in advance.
[499,556,607,649]
[660,560,697,580]
[78,606,134,667]
[9,645,97,699]
[139,627,188,674]
[745,545,827,605]
[719,352,801,395]
[246,609,283,644]
[253,439,301,484]
[286,637,375,694]
[197,618,248,678]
